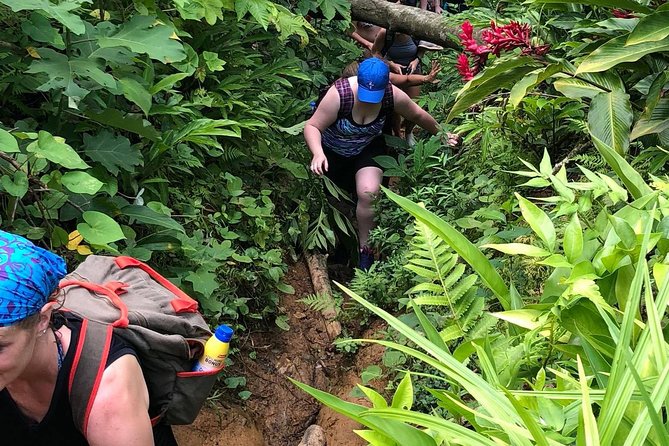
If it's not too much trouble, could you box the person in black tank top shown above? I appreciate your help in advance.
[304,59,440,270]
[0,230,176,446]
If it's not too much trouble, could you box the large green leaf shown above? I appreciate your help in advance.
[448,57,540,121]
[83,131,142,175]
[0,0,90,34]
[589,132,652,199]
[577,35,669,74]
[119,78,152,116]
[77,211,125,245]
[174,0,234,25]
[26,48,117,103]
[631,98,669,140]
[235,0,273,29]
[509,64,563,107]
[384,188,511,309]
[0,171,29,198]
[626,11,669,46]
[61,171,104,194]
[553,72,624,99]
[531,0,651,13]
[21,12,65,48]
[27,131,89,169]
[588,90,633,154]
[97,15,186,63]
[86,109,160,141]
[150,72,191,94]
[515,193,556,252]
[121,205,185,233]
[0,129,19,153]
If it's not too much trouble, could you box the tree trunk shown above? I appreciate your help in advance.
[349,0,460,50]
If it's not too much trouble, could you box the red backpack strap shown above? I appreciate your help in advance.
[68,318,114,435]
[334,78,354,119]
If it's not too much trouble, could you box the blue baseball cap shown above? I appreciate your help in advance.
[358,58,389,104]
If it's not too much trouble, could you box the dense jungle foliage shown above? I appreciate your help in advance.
[3,0,669,444]
[0,0,357,330]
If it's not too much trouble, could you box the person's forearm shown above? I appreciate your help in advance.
[351,32,373,50]
[304,123,325,156]
[416,112,439,135]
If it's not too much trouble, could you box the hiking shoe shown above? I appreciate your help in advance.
[359,246,375,271]
[417,40,444,51]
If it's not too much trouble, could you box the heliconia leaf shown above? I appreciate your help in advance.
[577,35,669,74]
[588,90,633,154]
[447,57,540,121]
[626,11,669,46]
[509,64,563,107]
[554,72,625,99]
[631,98,669,140]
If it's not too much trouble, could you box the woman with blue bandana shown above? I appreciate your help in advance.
[305,57,440,270]
[0,230,177,445]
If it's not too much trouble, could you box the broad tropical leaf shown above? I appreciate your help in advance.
[448,57,540,121]
[626,11,669,45]
[83,131,143,175]
[588,90,633,154]
[0,0,90,34]
[98,15,186,63]
[77,211,125,245]
[577,35,669,73]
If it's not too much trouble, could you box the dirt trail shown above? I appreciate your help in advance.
[175,259,384,446]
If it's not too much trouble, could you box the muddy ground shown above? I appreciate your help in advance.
[174,259,386,446]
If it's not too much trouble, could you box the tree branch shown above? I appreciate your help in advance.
[350,0,460,50]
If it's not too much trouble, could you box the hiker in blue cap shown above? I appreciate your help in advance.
[304,57,441,270]
[0,230,177,445]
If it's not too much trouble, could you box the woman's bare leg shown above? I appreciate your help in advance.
[355,166,383,248]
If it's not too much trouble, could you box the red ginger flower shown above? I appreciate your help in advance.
[481,21,532,56]
[456,53,476,81]
[612,8,636,18]
[459,20,490,56]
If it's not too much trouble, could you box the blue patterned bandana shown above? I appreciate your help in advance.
[0,231,67,327]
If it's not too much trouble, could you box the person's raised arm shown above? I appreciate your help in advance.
[304,86,340,175]
[372,30,403,74]
[86,355,153,446]
[392,86,439,135]
[349,22,374,50]
[390,60,441,88]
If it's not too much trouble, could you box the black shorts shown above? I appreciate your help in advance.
[324,137,387,194]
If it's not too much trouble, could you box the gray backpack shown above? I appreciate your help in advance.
[59,255,217,434]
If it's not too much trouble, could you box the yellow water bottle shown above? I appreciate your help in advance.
[192,324,234,372]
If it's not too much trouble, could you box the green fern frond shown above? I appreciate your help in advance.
[468,314,498,339]
[405,219,487,344]
[298,293,336,313]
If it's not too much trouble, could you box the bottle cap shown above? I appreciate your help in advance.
[214,324,234,342]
